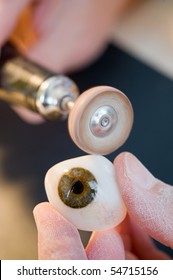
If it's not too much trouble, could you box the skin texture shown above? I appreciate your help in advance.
[1,1,172,258]
[33,152,172,259]
[0,0,130,123]
[0,0,129,72]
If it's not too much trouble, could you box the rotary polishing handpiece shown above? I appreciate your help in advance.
[0,45,133,155]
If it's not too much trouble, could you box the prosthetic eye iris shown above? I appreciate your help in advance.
[58,167,97,208]
[45,155,127,231]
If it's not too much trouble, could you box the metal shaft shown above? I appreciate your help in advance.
[0,46,79,120]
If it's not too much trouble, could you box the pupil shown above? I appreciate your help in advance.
[71,180,84,195]
[58,167,97,208]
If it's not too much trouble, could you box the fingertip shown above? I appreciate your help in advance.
[33,201,79,236]
[33,202,87,260]
[33,202,51,222]
[114,152,155,197]
[113,151,130,173]
[86,229,125,260]
[12,106,45,124]
[0,0,32,45]
[113,151,126,163]
[114,152,173,249]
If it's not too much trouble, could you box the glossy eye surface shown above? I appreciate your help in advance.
[58,167,97,208]
[45,155,126,231]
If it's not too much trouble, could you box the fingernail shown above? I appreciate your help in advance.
[124,153,155,190]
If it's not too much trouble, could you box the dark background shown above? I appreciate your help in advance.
[0,44,173,258]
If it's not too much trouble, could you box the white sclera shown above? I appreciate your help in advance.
[45,155,127,231]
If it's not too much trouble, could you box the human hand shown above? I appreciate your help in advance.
[33,152,173,259]
[0,0,130,73]
[0,0,130,122]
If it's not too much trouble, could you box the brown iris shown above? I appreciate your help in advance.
[58,167,97,208]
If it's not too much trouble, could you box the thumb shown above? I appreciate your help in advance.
[114,152,173,249]
[33,202,87,260]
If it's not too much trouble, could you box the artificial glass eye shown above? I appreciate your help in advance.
[45,155,126,231]
[58,167,97,208]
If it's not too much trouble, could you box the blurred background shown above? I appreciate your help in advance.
[0,0,173,259]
